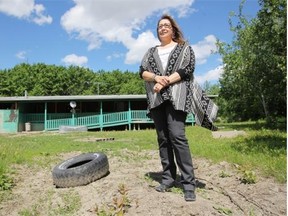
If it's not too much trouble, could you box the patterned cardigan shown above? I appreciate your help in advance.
[139,42,218,131]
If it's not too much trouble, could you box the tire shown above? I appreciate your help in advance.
[52,152,109,188]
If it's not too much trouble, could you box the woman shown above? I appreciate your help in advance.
[139,14,197,202]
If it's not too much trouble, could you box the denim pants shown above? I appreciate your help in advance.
[150,101,196,191]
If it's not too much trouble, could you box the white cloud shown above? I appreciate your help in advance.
[15,51,27,60]
[192,35,218,65]
[0,0,52,25]
[61,54,88,66]
[195,65,223,84]
[125,31,159,64]
[32,4,52,25]
[106,52,124,62]
[60,0,195,64]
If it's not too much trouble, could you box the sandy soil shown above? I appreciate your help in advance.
[0,149,286,216]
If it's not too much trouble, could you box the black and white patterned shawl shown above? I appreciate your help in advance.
[140,42,218,131]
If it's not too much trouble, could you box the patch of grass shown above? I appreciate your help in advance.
[216,120,267,131]
[51,190,81,215]
[248,208,256,216]
[196,187,209,199]
[0,121,286,186]
[240,170,257,184]
[144,173,155,185]
[19,206,40,216]
[219,170,231,178]
[0,174,14,191]
[216,119,286,131]
[213,206,233,215]
[18,189,81,216]
[170,186,184,195]
[0,130,157,174]
[188,125,286,183]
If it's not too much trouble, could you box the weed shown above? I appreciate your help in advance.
[213,206,233,215]
[52,190,81,215]
[95,183,132,216]
[240,170,257,184]
[144,173,154,185]
[170,186,183,194]
[0,174,14,191]
[19,207,40,216]
[219,170,231,178]
[113,183,131,215]
[249,208,256,216]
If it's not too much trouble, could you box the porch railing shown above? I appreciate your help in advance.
[23,110,195,131]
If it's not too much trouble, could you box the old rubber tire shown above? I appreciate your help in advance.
[52,152,109,188]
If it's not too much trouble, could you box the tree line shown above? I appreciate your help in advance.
[0,64,145,96]
[0,0,286,125]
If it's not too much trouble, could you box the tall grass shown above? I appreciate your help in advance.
[0,121,286,186]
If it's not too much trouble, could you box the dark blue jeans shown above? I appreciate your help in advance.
[150,101,196,191]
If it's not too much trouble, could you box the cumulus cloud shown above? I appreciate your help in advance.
[60,0,195,64]
[125,31,159,64]
[0,0,52,25]
[195,65,223,84]
[61,54,88,66]
[192,35,218,65]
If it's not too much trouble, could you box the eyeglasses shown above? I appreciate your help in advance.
[158,23,172,30]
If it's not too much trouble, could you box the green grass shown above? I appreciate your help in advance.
[18,189,81,216]
[189,124,286,182]
[0,121,286,191]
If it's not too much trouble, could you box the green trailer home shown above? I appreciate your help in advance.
[0,95,196,133]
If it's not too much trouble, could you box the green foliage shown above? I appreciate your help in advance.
[188,123,286,183]
[95,184,132,216]
[240,170,257,184]
[231,129,286,156]
[95,70,145,95]
[213,206,233,215]
[0,174,14,191]
[18,189,81,216]
[0,64,145,96]
[52,190,81,215]
[202,81,220,95]
[219,170,231,178]
[217,0,286,123]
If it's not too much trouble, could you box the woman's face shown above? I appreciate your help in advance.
[157,19,173,41]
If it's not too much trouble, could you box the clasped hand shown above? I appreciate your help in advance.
[153,76,170,93]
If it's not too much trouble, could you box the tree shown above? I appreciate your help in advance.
[217,0,286,123]
[0,64,145,96]
[0,69,10,96]
[202,81,220,95]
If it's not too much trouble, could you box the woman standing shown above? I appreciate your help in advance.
[139,14,198,202]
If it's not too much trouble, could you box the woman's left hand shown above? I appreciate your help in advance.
[153,83,164,93]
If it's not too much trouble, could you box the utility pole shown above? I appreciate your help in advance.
[85,81,106,95]
[94,82,106,95]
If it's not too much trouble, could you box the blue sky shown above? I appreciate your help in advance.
[0,0,260,85]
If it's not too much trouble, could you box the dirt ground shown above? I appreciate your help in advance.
[0,148,286,216]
